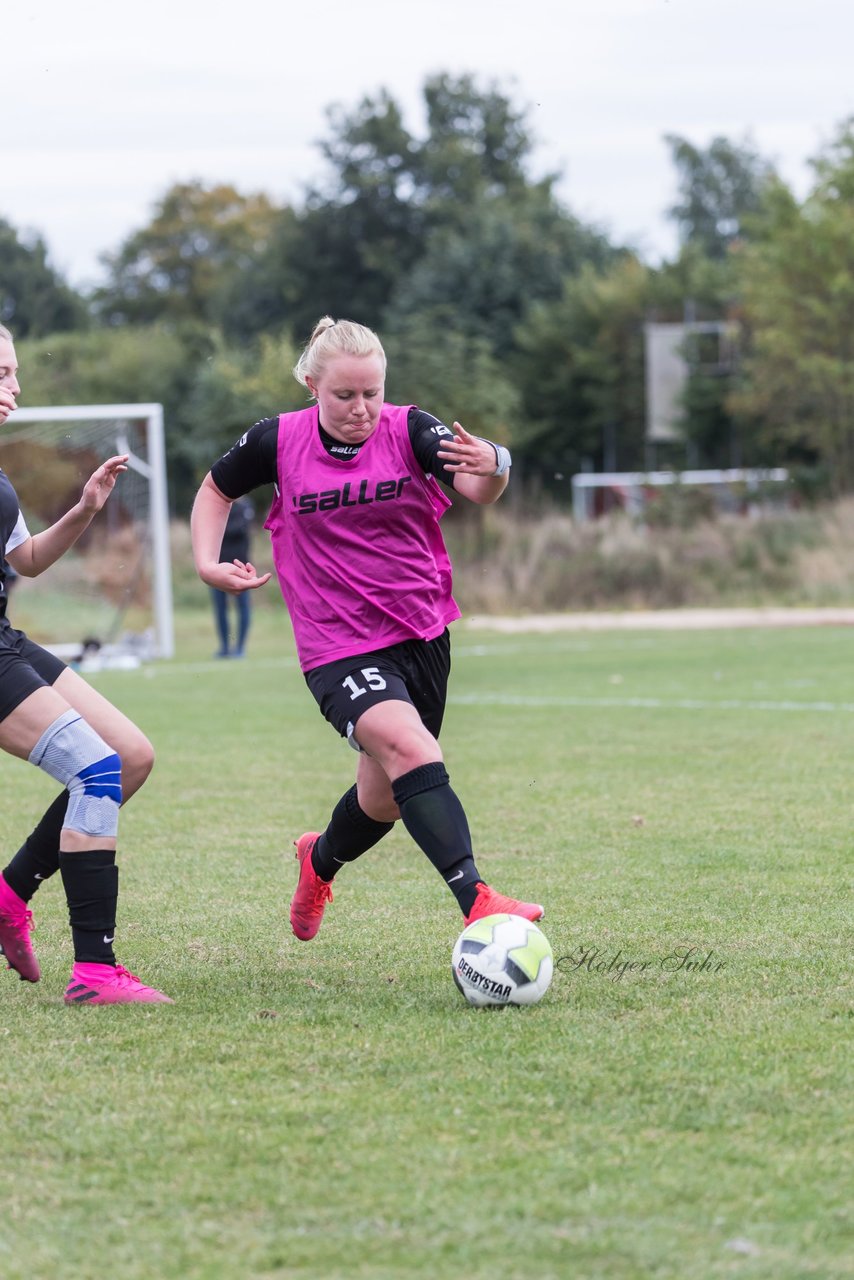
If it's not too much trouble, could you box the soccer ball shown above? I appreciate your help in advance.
[451,913,553,1008]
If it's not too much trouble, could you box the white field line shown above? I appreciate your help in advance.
[139,656,299,677]
[449,692,854,714]
[143,661,854,716]
[462,608,854,632]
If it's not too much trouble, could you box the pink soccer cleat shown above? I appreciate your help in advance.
[464,881,544,926]
[64,962,173,1005]
[0,873,40,982]
[290,832,333,941]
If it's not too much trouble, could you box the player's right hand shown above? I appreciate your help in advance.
[207,559,272,593]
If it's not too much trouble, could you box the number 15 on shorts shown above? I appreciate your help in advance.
[342,668,388,700]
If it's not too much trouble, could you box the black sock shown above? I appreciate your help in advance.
[59,848,119,966]
[391,763,481,914]
[312,784,395,881]
[2,792,66,902]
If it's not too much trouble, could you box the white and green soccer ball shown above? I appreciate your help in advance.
[451,913,553,1008]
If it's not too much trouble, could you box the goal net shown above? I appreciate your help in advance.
[2,403,174,663]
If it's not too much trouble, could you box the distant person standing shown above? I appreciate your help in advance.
[210,496,254,658]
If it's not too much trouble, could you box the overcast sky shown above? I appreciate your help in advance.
[5,0,852,290]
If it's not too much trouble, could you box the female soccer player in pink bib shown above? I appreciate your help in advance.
[192,316,544,942]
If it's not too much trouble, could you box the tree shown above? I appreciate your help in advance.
[16,325,210,510]
[216,206,303,341]
[235,72,602,340]
[94,182,281,326]
[182,331,305,481]
[730,119,854,491]
[665,134,776,260]
[514,256,651,483]
[264,88,425,337]
[283,191,420,339]
[383,184,614,360]
[316,72,536,227]
[0,218,86,337]
[383,309,521,444]
[414,72,534,208]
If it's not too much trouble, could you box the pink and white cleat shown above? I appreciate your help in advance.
[0,873,40,983]
[64,962,173,1005]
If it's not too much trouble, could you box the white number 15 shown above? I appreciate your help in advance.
[342,667,387,700]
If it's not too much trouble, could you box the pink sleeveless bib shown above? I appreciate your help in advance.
[264,403,460,671]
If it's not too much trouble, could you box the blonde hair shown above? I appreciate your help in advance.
[293,316,386,390]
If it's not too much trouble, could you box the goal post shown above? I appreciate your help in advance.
[3,403,174,660]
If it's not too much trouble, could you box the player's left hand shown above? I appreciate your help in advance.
[80,455,129,512]
[435,423,498,475]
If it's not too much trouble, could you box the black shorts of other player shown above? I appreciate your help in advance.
[0,627,66,723]
[306,630,450,749]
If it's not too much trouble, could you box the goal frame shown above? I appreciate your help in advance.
[7,403,175,659]
[571,467,790,522]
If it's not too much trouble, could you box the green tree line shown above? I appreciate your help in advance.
[3,73,853,511]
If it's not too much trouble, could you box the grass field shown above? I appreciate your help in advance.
[1,610,852,1279]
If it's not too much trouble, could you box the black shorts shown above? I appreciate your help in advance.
[0,624,67,724]
[305,630,451,748]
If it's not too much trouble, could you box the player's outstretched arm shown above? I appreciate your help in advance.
[436,422,510,505]
[192,473,271,594]
[6,455,129,578]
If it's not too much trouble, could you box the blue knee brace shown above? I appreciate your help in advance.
[28,710,122,838]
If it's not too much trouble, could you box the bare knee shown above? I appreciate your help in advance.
[354,703,444,815]
[355,755,399,824]
[358,719,441,780]
[361,792,400,824]
[355,770,398,823]
[122,735,155,800]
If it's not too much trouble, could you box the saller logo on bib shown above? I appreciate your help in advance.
[293,475,411,515]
